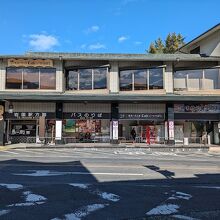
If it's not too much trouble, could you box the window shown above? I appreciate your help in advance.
[6,68,22,89]
[94,68,107,89]
[174,68,220,91]
[79,69,92,90]
[204,68,220,89]
[149,68,163,89]
[23,68,39,89]
[68,70,78,90]
[40,68,56,89]
[67,67,108,90]
[120,68,163,91]
[6,68,56,90]
[187,70,203,90]
[120,70,132,91]
[134,70,148,90]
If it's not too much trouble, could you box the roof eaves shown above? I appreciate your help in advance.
[179,23,220,51]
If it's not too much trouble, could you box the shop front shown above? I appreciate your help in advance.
[62,103,111,143]
[174,103,220,145]
[118,103,166,144]
[4,102,56,144]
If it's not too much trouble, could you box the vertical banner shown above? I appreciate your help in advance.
[39,116,45,140]
[112,120,118,140]
[168,121,174,140]
[55,120,62,140]
[110,121,113,140]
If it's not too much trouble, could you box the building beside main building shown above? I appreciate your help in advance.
[1,24,220,146]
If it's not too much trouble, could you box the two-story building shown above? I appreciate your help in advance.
[1,24,220,146]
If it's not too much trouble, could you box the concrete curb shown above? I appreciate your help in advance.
[2,144,210,153]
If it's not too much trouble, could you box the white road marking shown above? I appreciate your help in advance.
[1,150,19,155]
[146,204,179,215]
[0,183,23,190]
[14,149,45,155]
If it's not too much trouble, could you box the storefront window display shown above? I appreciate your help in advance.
[119,120,165,144]
[63,119,110,143]
[174,104,220,145]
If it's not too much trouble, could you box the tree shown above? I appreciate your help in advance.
[147,33,185,54]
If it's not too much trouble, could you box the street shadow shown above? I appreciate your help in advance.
[0,159,99,184]
[0,158,220,220]
[145,165,175,179]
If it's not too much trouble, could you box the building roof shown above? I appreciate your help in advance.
[179,23,220,52]
[0,52,220,61]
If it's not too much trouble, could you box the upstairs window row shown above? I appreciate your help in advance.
[6,67,56,90]
[120,68,164,91]
[174,68,220,91]
[66,68,107,90]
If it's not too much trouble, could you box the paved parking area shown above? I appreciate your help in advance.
[0,148,220,219]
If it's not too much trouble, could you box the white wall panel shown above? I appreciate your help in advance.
[63,103,111,113]
[119,103,165,113]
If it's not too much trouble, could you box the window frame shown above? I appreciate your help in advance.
[66,67,108,91]
[5,67,56,90]
[174,67,220,91]
[119,67,164,91]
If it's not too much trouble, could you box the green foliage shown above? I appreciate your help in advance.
[147,33,185,54]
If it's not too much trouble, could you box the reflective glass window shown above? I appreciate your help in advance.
[94,68,107,89]
[40,68,56,90]
[67,70,78,90]
[120,70,132,91]
[134,69,148,90]
[6,68,22,89]
[79,69,92,90]
[23,68,39,89]
[149,68,163,89]
[204,68,220,89]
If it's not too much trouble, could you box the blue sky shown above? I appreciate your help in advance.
[1,0,220,54]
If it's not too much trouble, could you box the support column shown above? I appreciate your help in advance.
[109,62,119,93]
[110,103,119,144]
[166,103,175,145]
[0,102,5,146]
[164,62,174,94]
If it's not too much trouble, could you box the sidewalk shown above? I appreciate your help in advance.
[1,142,213,152]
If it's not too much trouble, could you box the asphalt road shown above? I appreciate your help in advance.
[0,147,220,220]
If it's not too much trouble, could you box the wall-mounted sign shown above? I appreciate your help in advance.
[174,104,220,113]
[5,112,55,119]
[64,112,111,120]
[119,113,164,120]
[8,59,53,67]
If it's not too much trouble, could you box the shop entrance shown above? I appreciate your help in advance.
[174,121,218,145]
[7,120,37,144]
[119,120,165,144]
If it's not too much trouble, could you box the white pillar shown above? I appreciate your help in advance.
[164,62,173,93]
[109,62,119,93]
